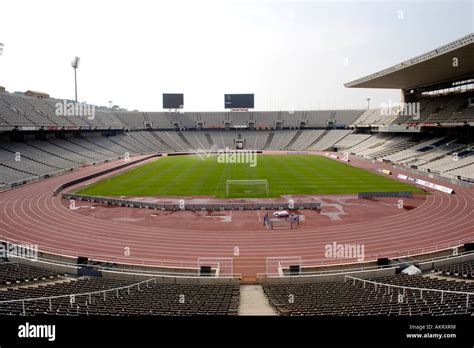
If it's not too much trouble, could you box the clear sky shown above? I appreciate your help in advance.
[0,0,472,111]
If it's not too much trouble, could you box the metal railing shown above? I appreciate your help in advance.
[344,275,473,307]
[0,277,158,316]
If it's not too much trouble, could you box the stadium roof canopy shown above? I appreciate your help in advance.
[345,33,474,89]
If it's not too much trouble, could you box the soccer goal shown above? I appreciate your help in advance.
[225,179,269,198]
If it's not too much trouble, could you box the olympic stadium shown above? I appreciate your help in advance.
[0,33,473,317]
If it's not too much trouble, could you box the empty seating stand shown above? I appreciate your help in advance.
[0,276,240,316]
[435,260,474,279]
[263,274,474,316]
[0,262,66,286]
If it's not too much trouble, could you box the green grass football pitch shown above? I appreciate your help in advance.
[75,154,423,198]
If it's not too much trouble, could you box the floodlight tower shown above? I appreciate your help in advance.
[71,57,80,102]
[366,98,371,110]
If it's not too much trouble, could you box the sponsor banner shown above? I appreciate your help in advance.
[397,174,408,180]
[20,126,37,131]
[415,178,453,194]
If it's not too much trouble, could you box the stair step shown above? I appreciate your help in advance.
[238,285,278,316]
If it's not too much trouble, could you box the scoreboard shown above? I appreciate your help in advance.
[163,94,184,109]
[224,94,254,109]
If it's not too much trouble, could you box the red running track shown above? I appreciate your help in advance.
[0,155,472,278]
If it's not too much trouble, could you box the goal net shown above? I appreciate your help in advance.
[225,179,269,198]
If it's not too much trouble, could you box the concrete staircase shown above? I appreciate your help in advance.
[238,285,278,316]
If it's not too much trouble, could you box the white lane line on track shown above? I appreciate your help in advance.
[8,189,469,256]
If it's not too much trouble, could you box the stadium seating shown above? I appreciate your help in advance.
[435,260,474,279]
[0,274,239,316]
[0,95,35,127]
[306,130,353,150]
[145,112,173,129]
[400,139,463,167]
[0,145,63,178]
[0,89,371,130]
[390,92,474,125]
[358,136,416,159]
[342,133,474,180]
[344,133,394,156]
[418,147,473,170]
[263,274,474,316]
[334,134,372,149]
[382,137,446,162]
[1,127,473,186]
[352,107,401,126]
[0,90,473,186]
[334,110,365,125]
[1,88,473,132]
[111,112,146,129]
[0,262,67,286]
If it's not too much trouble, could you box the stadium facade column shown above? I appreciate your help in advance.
[400,89,406,103]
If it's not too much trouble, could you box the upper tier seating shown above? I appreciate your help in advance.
[391,92,474,125]
[0,90,364,129]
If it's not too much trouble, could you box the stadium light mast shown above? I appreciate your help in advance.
[109,100,112,108]
[71,57,80,102]
[366,98,371,110]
